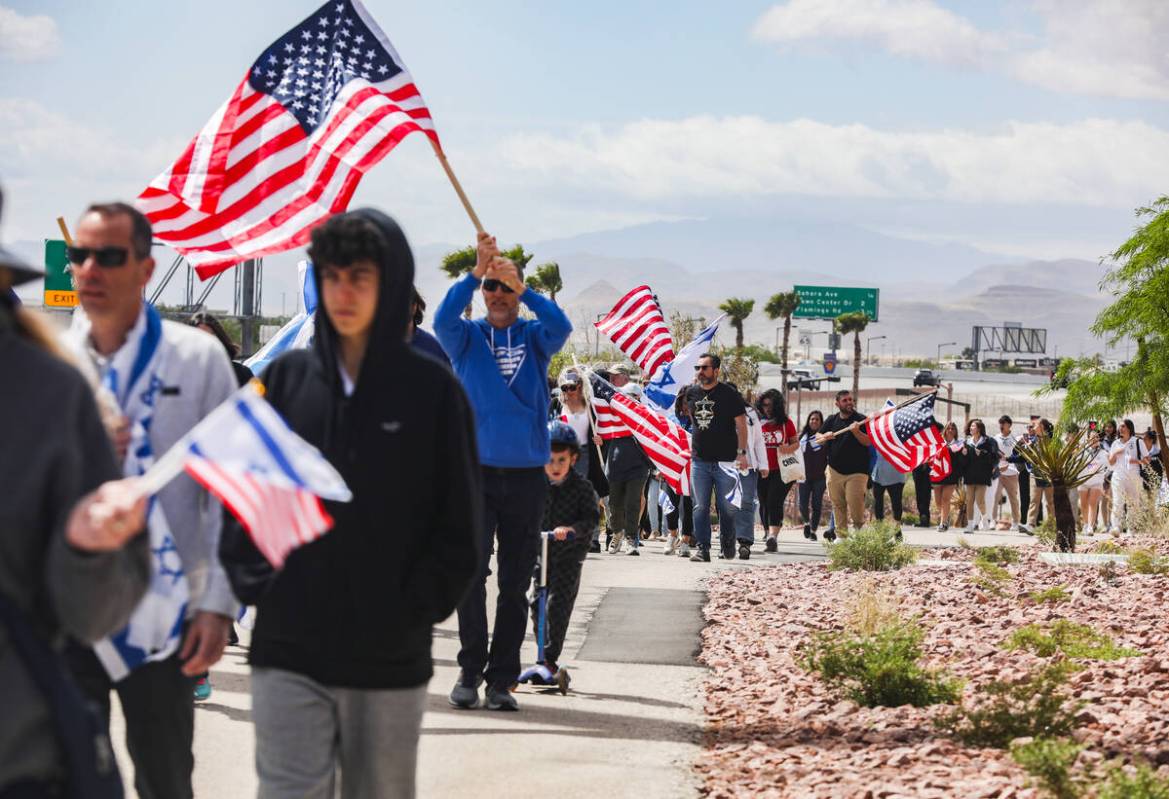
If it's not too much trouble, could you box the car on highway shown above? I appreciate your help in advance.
[913,368,942,387]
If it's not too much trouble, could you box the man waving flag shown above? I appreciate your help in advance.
[138,0,439,277]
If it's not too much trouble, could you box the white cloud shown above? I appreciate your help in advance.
[498,115,1169,208]
[752,0,1004,66]
[0,5,59,62]
[753,0,1169,101]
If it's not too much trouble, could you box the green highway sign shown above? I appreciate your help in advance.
[793,285,879,322]
[43,239,77,308]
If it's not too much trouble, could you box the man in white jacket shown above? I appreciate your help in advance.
[733,393,770,560]
[61,202,239,799]
[992,415,1022,531]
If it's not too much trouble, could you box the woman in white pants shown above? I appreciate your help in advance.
[1079,430,1110,534]
[1108,419,1146,534]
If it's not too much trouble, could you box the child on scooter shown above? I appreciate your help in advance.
[528,422,601,684]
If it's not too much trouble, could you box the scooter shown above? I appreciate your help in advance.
[517,530,572,695]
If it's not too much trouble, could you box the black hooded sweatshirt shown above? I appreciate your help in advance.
[219,209,482,690]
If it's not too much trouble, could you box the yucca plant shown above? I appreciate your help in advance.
[1016,430,1095,552]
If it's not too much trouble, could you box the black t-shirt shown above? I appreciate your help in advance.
[821,411,870,475]
[685,382,746,462]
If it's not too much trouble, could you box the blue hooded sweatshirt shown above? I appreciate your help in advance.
[434,273,572,467]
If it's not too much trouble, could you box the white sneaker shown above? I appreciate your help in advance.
[678,542,691,557]
[963,524,974,533]
[1082,524,1093,535]
[609,535,624,554]
[1109,527,1121,536]
[664,535,679,555]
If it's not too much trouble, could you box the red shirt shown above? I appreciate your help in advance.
[761,418,798,471]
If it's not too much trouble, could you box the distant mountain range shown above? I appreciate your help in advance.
[11,216,1120,359]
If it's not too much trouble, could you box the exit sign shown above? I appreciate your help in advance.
[43,240,77,308]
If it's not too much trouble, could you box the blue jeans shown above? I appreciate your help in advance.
[734,469,758,546]
[691,460,739,553]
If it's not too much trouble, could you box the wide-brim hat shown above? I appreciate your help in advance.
[0,244,42,286]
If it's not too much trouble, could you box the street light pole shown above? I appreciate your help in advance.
[866,335,886,366]
[937,341,957,369]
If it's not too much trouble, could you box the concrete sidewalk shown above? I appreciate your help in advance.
[109,525,1043,797]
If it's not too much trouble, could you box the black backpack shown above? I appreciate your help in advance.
[0,592,123,799]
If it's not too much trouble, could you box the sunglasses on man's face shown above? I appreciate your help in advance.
[66,246,130,268]
[482,279,514,294]
[694,364,713,371]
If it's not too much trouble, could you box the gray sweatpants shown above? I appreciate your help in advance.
[252,667,427,799]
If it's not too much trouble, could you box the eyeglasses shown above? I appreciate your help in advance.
[694,365,713,371]
[482,279,514,294]
[560,384,580,392]
[66,246,130,268]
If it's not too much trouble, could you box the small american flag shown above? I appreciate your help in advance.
[138,0,438,278]
[589,373,691,495]
[866,392,945,473]
[928,444,953,482]
[594,286,675,381]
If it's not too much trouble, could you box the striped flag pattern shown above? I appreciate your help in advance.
[180,384,352,568]
[589,372,691,495]
[137,0,438,278]
[928,444,953,482]
[594,286,675,380]
[591,392,630,441]
[866,392,945,473]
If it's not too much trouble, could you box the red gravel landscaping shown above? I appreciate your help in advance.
[696,540,1169,798]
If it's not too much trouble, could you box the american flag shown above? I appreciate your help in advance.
[179,384,352,568]
[928,443,953,482]
[138,0,438,278]
[866,392,945,473]
[594,286,675,381]
[588,372,691,495]
[592,390,630,441]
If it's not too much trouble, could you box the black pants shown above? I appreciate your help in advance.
[912,467,933,526]
[1019,469,1032,522]
[799,478,826,531]
[757,472,792,529]
[529,537,589,666]
[873,483,905,523]
[609,474,647,549]
[457,466,547,688]
[67,646,196,799]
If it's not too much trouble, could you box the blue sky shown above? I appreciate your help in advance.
[4,0,1169,293]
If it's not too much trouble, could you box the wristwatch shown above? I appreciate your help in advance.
[736,448,747,455]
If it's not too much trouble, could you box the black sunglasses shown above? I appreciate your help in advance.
[66,245,130,268]
[694,364,713,371]
[482,279,514,294]
[560,383,580,392]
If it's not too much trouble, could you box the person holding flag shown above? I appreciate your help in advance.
[219,209,481,797]
[436,231,572,712]
[60,202,240,799]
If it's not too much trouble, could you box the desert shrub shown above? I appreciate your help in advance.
[1029,585,1071,604]
[936,661,1082,748]
[975,545,1021,566]
[1004,620,1140,660]
[844,578,900,636]
[1126,491,1169,539]
[1010,738,1085,799]
[1097,762,1169,799]
[973,559,1013,596]
[826,522,917,572]
[802,619,961,708]
[1092,539,1125,555]
[1098,559,1121,584]
[1127,547,1169,575]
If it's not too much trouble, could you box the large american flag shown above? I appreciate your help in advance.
[594,286,675,381]
[138,0,438,278]
[928,444,953,482]
[866,392,945,473]
[588,372,691,495]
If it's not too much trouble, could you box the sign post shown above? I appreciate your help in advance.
[793,285,879,322]
[43,239,77,309]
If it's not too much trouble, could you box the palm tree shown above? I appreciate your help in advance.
[441,243,535,318]
[765,291,801,398]
[835,311,870,398]
[1016,429,1094,552]
[719,298,755,350]
[524,262,563,302]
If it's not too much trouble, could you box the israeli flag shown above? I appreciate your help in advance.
[658,489,676,516]
[643,314,725,413]
[719,463,744,509]
[245,260,317,375]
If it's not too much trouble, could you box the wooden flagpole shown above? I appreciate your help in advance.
[430,140,485,236]
[56,217,74,246]
[815,387,940,445]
